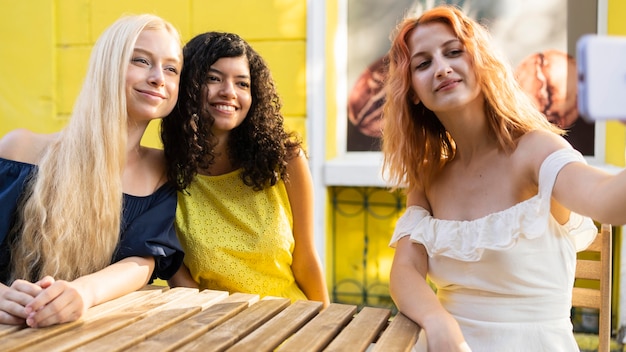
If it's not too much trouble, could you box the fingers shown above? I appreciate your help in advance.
[0,289,28,324]
[11,279,45,298]
[25,281,85,328]
[0,280,43,322]
[35,276,55,289]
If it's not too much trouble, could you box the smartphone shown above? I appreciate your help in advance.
[576,34,626,122]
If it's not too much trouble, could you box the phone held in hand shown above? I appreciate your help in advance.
[576,34,626,122]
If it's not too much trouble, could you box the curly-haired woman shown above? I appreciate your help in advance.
[161,32,329,307]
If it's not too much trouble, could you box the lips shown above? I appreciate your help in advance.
[138,89,166,99]
[435,79,460,92]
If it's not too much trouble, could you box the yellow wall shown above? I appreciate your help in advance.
[0,0,308,148]
[606,0,626,166]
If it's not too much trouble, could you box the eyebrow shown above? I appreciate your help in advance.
[132,47,182,65]
[411,38,461,60]
[208,67,250,80]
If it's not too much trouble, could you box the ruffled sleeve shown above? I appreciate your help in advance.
[388,147,597,260]
[116,183,184,281]
[389,206,430,248]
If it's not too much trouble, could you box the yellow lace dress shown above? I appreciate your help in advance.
[176,169,307,302]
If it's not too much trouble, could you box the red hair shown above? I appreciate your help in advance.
[382,5,563,191]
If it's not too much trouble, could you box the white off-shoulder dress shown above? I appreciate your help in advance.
[389,148,598,352]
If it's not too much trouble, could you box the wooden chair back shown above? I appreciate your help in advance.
[572,223,612,352]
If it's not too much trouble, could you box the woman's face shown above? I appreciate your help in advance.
[203,56,252,137]
[408,22,482,114]
[125,28,182,122]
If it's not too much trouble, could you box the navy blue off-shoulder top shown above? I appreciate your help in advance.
[0,157,183,284]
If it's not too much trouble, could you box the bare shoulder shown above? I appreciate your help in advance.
[514,130,571,168]
[284,148,311,188]
[285,148,309,172]
[0,129,57,164]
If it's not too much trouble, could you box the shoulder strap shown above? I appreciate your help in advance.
[538,148,586,202]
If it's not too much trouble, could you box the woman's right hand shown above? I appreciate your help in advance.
[424,312,472,352]
[0,277,53,325]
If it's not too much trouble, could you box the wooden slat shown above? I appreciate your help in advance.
[575,259,602,280]
[0,288,165,352]
[227,300,323,351]
[130,301,250,352]
[276,303,357,352]
[324,307,390,352]
[178,298,291,351]
[74,289,229,352]
[219,292,261,305]
[572,223,612,352]
[0,325,21,339]
[371,313,420,352]
[598,223,612,352]
[16,287,199,352]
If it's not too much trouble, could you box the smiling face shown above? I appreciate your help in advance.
[203,56,252,137]
[408,21,482,114]
[125,28,182,123]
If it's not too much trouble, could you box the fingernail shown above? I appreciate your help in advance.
[24,307,32,314]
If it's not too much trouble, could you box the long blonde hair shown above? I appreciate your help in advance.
[10,14,181,282]
[382,5,563,192]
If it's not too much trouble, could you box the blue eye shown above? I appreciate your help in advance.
[132,58,149,65]
[415,60,430,70]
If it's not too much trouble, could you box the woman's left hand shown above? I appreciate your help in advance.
[24,278,88,328]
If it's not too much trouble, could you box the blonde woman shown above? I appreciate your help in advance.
[383,5,626,352]
[0,14,183,328]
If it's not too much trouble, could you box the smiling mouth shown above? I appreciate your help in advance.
[436,80,460,92]
[213,104,237,112]
[138,90,166,99]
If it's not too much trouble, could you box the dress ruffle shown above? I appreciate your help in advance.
[390,203,596,262]
[389,148,597,262]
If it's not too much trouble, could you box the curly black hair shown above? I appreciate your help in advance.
[161,32,302,192]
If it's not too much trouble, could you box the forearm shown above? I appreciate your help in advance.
[294,264,330,307]
[390,264,448,328]
[72,256,154,308]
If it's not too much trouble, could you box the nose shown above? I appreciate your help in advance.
[434,56,452,78]
[219,80,236,98]
[149,67,165,87]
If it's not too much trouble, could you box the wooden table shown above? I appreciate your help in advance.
[0,286,420,351]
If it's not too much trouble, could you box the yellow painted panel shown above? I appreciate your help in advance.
[608,0,626,35]
[0,0,57,136]
[325,0,339,160]
[141,120,163,149]
[606,0,626,166]
[284,115,307,148]
[606,122,626,167]
[57,0,90,44]
[191,0,305,40]
[250,41,306,116]
[91,0,190,41]
[57,46,91,115]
